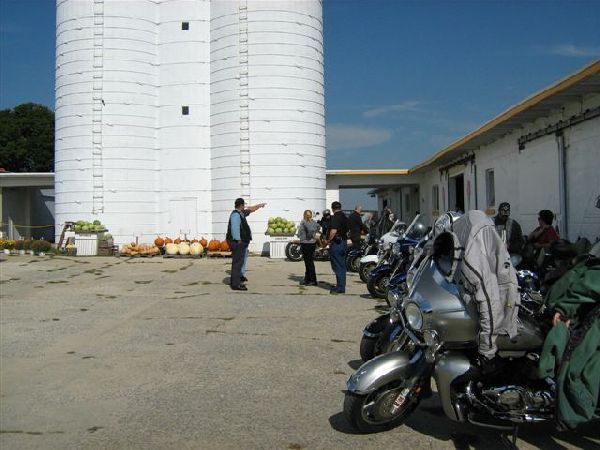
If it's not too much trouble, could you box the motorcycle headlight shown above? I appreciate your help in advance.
[387,289,401,307]
[404,302,423,330]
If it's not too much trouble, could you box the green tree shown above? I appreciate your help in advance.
[0,103,54,172]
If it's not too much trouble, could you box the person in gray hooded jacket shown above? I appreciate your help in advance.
[438,210,520,367]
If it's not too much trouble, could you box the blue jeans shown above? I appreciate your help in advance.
[241,246,249,276]
[329,241,347,292]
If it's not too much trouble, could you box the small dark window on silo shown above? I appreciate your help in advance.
[181,22,189,30]
[182,106,189,115]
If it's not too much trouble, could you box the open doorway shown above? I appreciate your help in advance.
[448,173,465,213]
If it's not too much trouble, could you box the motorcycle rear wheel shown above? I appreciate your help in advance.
[359,262,376,283]
[367,274,390,300]
[285,242,303,262]
[343,381,420,433]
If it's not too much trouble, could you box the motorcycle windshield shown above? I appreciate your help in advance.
[389,219,407,235]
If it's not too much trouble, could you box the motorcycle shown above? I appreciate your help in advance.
[366,215,427,300]
[359,237,430,362]
[346,234,375,273]
[359,220,406,283]
[285,231,330,262]
[344,232,563,437]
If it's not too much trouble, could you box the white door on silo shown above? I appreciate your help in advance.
[169,198,198,239]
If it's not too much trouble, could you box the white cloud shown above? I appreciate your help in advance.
[537,44,600,57]
[363,101,422,118]
[327,123,392,151]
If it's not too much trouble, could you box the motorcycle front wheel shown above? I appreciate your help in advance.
[343,380,420,433]
[367,274,390,300]
[359,262,377,283]
[285,242,303,261]
[359,324,403,362]
[346,254,360,272]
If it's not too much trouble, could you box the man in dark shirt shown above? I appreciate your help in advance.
[328,201,349,294]
[348,205,368,250]
[493,202,524,255]
[318,209,331,238]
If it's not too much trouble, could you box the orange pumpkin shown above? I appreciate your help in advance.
[154,237,165,247]
[174,237,182,245]
[200,237,208,247]
[164,237,173,244]
[208,239,220,251]
[220,240,230,252]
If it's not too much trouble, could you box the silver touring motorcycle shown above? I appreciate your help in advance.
[343,212,595,440]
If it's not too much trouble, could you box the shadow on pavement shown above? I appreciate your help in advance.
[287,274,334,291]
[346,359,363,370]
[328,412,362,435]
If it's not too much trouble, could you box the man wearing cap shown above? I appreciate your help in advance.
[226,198,266,291]
[493,202,524,256]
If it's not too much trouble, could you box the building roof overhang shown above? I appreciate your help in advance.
[0,172,55,188]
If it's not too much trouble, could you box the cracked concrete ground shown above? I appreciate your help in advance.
[1,255,598,449]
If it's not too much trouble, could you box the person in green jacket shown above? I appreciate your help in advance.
[538,258,600,430]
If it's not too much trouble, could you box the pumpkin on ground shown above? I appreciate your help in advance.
[174,237,182,245]
[154,237,165,247]
[200,237,208,247]
[220,240,230,252]
[165,243,179,255]
[190,242,204,256]
[164,237,173,244]
[178,242,191,255]
[208,239,220,251]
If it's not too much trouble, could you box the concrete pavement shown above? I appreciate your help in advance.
[1,255,597,449]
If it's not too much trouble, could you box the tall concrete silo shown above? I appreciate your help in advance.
[55,0,325,250]
[210,0,326,251]
[55,0,160,242]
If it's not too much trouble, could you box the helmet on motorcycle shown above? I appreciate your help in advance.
[406,222,428,241]
[431,211,462,237]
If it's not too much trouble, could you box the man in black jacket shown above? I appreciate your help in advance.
[348,205,368,250]
[328,201,349,294]
[493,202,524,256]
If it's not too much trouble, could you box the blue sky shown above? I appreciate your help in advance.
[1,0,599,175]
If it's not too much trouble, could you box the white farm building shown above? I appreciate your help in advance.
[327,60,600,243]
[54,0,325,251]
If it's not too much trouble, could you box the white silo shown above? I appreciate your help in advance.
[56,0,325,250]
[211,0,326,252]
[157,0,212,240]
[56,0,160,243]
